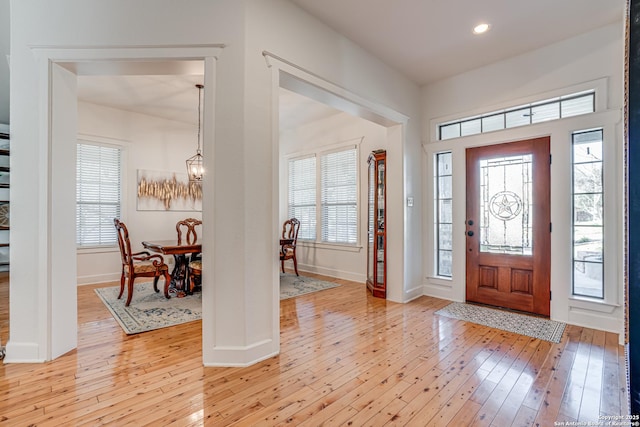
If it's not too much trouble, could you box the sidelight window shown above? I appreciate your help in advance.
[571,129,604,298]
[435,152,453,277]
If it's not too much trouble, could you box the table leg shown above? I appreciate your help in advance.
[170,254,188,298]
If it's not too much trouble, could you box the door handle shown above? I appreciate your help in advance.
[467,219,474,226]
[467,231,474,237]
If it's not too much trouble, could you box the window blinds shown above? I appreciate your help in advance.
[320,148,357,244]
[288,155,316,240]
[76,143,122,247]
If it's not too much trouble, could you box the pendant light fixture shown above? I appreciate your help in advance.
[186,83,204,182]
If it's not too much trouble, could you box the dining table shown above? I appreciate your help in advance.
[142,240,201,297]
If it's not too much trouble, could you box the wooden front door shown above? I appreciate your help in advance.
[466,137,551,316]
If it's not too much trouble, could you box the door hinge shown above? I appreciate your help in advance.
[550,290,552,301]
[550,154,552,164]
[550,222,552,232]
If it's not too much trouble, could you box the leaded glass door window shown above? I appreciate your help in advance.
[479,154,533,255]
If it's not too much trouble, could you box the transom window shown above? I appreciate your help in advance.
[438,91,595,140]
[288,146,358,245]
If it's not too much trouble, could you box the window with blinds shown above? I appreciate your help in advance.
[76,143,122,247]
[288,155,316,240]
[287,145,359,245]
[321,148,358,244]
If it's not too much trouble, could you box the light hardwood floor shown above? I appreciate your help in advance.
[0,272,629,426]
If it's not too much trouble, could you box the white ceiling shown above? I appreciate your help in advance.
[291,0,624,85]
[77,74,341,129]
[74,0,625,128]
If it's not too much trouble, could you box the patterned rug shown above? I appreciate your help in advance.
[435,302,566,343]
[96,274,341,333]
[95,282,202,334]
[280,273,341,300]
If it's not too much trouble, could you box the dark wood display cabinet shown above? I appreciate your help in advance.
[0,131,8,270]
[367,149,386,298]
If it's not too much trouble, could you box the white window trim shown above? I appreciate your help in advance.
[76,133,129,253]
[285,137,362,248]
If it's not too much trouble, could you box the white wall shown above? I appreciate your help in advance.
[247,0,423,304]
[9,0,422,364]
[76,101,202,285]
[421,22,625,337]
[279,111,388,282]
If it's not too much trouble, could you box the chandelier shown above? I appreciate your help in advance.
[186,84,204,182]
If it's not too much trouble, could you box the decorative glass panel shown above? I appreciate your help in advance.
[479,154,533,255]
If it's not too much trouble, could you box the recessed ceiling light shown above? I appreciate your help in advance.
[473,23,490,35]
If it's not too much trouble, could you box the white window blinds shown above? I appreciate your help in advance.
[76,143,122,247]
[321,147,357,244]
[288,155,316,240]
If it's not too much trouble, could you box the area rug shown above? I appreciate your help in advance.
[96,275,341,333]
[95,282,201,334]
[435,302,566,343]
[280,273,341,300]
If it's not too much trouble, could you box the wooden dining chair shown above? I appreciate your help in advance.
[176,218,202,293]
[114,218,171,306]
[176,218,202,246]
[280,218,300,276]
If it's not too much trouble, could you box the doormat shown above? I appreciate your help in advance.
[435,302,566,343]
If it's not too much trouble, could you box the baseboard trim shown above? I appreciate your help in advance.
[77,273,120,285]
[296,264,365,283]
[3,341,45,363]
[203,339,278,367]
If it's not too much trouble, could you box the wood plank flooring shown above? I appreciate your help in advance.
[0,272,629,426]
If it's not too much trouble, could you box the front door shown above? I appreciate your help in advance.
[465,137,551,316]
